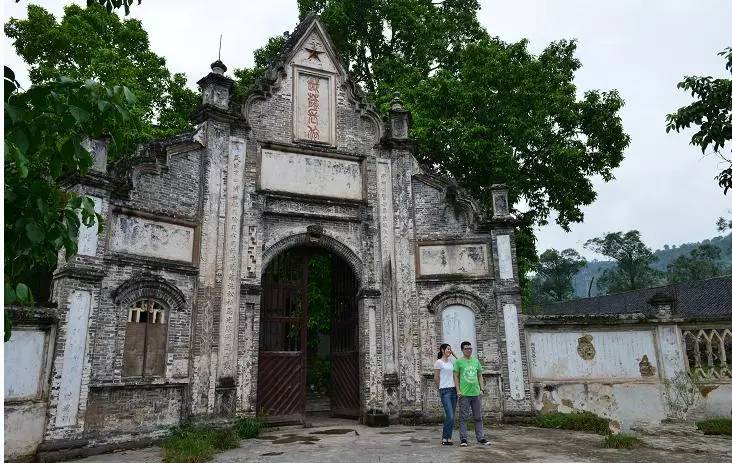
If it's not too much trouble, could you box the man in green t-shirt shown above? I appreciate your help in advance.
[453,341,490,446]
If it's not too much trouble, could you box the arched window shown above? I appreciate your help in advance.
[123,298,168,377]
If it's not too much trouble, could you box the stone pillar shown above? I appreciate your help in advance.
[358,289,384,414]
[190,60,247,417]
[382,94,421,419]
[489,185,531,414]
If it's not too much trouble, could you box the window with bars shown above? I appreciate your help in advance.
[123,299,168,377]
[682,328,732,380]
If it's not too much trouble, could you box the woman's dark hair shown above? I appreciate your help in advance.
[437,343,450,359]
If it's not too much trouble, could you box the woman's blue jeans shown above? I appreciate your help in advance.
[439,387,457,439]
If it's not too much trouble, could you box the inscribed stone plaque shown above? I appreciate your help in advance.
[4,329,46,400]
[418,243,489,277]
[441,305,477,355]
[56,290,91,427]
[111,214,194,262]
[497,235,514,280]
[503,303,525,400]
[260,149,362,200]
[77,196,103,257]
[295,73,333,144]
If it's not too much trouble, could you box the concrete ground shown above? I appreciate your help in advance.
[71,419,732,463]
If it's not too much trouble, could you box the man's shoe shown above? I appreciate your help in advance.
[478,439,491,446]
[460,439,468,447]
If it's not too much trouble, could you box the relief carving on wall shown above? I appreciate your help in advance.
[577,334,596,360]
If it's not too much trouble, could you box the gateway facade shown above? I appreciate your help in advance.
[32,14,530,449]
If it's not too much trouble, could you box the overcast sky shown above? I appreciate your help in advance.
[4,1,731,259]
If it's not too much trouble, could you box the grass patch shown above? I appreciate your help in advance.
[534,411,611,435]
[163,418,263,463]
[235,417,263,439]
[604,434,642,449]
[696,418,732,436]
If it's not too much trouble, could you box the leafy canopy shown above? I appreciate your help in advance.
[532,248,587,304]
[667,47,732,194]
[235,1,630,293]
[584,230,661,294]
[667,244,725,284]
[4,66,135,339]
[5,3,198,157]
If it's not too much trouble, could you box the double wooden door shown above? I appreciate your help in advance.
[257,249,359,423]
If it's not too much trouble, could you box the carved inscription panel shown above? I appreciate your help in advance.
[294,72,334,144]
[441,305,477,355]
[418,243,490,277]
[259,149,362,200]
[111,214,195,262]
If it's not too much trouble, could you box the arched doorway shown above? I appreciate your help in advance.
[257,247,360,423]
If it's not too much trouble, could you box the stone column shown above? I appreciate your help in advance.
[489,185,531,414]
[189,60,247,417]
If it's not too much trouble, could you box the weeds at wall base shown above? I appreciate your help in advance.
[162,418,263,463]
[604,434,643,449]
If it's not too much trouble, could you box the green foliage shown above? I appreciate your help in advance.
[235,1,629,290]
[307,253,332,349]
[667,244,725,283]
[585,231,662,294]
[163,422,256,463]
[4,65,133,340]
[306,357,331,394]
[696,418,732,436]
[5,4,198,158]
[234,417,263,439]
[667,47,732,194]
[603,434,642,449]
[532,248,587,305]
[534,411,611,435]
[232,34,287,99]
[89,0,140,16]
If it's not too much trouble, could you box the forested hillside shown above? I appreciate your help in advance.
[572,233,732,297]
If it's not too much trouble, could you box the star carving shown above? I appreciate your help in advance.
[304,47,324,61]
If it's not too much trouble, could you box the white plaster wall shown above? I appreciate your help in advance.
[56,290,92,427]
[110,214,194,262]
[259,149,362,200]
[528,330,659,381]
[77,196,103,257]
[418,244,489,276]
[4,329,46,400]
[4,402,48,460]
[704,384,732,418]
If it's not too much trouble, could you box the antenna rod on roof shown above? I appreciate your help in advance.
[218,34,222,61]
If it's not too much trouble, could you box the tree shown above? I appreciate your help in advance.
[4,67,134,340]
[667,244,724,284]
[667,47,732,194]
[717,216,732,232]
[5,3,198,157]
[584,230,662,294]
[533,248,587,303]
[235,1,629,296]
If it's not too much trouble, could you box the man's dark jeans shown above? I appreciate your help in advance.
[439,387,457,439]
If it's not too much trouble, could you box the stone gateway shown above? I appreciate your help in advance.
[39,14,531,452]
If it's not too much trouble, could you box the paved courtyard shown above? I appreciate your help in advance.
[70,419,732,463]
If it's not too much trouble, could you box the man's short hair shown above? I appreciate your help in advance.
[460,341,471,350]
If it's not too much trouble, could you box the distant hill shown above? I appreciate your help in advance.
[571,233,732,297]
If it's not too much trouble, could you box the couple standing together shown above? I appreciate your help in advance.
[433,341,491,447]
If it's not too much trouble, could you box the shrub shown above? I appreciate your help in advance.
[211,427,240,450]
[534,411,611,435]
[696,418,732,436]
[235,417,263,439]
[604,434,642,449]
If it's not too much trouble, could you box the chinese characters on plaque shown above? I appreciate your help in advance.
[296,73,332,144]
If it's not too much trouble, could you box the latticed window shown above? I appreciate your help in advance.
[682,328,732,380]
[123,299,168,377]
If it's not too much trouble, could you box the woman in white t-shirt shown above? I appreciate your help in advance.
[434,343,457,445]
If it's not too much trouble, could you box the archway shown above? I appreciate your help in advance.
[257,246,360,423]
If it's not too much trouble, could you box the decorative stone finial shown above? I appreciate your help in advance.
[211,59,227,75]
[389,92,409,139]
[490,184,510,219]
